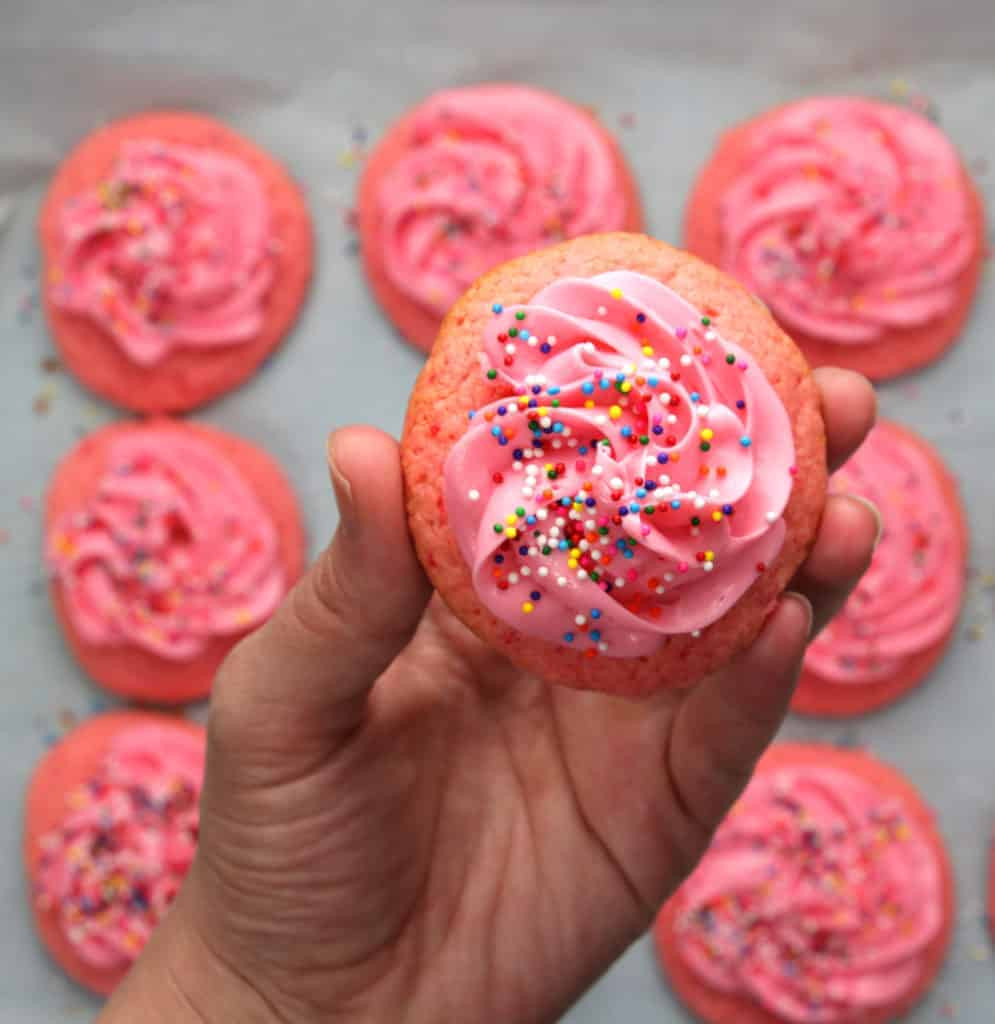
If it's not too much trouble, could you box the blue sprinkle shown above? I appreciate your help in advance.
[652,425,664,435]
[736,400,746,410]
[526,515,537,525]
[578,445,589,455]
[618,507,629,517]
[581,381,595,395]
[671,499,681,510]
[495,554,505,564]
[590,609,602,620]
[559,540,570,551]
[722,504,734,515]
[647,376,659,388]
[531,385,542,395]
[520,330,530,341]
[636,313,647,323]
[519,546,529,556]
[540,343,551,354]
[585,497,596,507]
[530,590,541,601]
[468,410,476,420]
[599,378,611,389]
[560,497,572,507]
[690,391,701,403]
[621,426,632,438]
[636,488,647,498]
[553,422,564,434]
[615,372,626,383]
[498,437,508,446]
[629,503,641,514]
[564,632,575,643]
[497,405,507,415]
[548,386,561,395]
[513,448,524,460]
[492,303,503,314]
[657,453,670,465]
[490,425,501,437]
[645,481,658,491]
[740,436,752,447]
[590,629,602,642]
[623,549,634,559]
[528,398,538,408]
[616,539,627,551]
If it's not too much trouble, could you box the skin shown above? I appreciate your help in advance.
[98,368,878,1024]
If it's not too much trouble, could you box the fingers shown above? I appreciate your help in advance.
[814,367,876,472]
[791,492,881,635]
[666,594,812,840]
[212,427,431,749]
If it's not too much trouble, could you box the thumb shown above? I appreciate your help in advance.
[666,593,813,843]
[209,426,431,757]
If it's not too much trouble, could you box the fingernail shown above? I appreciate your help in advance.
[327,435,357,536]
[843,494,883,550]
[783,591,814,639]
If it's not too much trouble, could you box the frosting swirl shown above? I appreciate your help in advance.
[720,97,975,344]
[804,423,963,685]
[378,85,630,316]
[48,428,285,660]
[35,724,204,971]
[673,761,943,1022]
[50,140,275,365]
[444,271,796,657]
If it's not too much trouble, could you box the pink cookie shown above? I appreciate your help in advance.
[655,743,954,1024]
[359,83,643,352]
[403,233,827,695]
[40,111,313,412]
[24,711,205,996]
[46,420,305,704]
[793,421,968,717]
[685,97,985,380]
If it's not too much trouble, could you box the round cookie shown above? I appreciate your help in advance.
[24,710,205,996]
[40,111,313,412]
[402,233,827,695]
[46,420,305,704]
[685,97,985,380]
[655,743,954,1024]
[793,421,968,717]
[359,83,643,352]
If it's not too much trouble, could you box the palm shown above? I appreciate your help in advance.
[191,596,770,1022]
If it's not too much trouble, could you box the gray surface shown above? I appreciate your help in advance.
[1,1,994,1019]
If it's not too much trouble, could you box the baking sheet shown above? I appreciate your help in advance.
[2,1,995,1019]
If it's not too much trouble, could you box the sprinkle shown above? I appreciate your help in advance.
[740,436,752,447]
[609,405,622,420]
[468,489,480,501]
[522,602,534,614]
[597,305,607,316]
[515,311,526,321]
[492,303,503,314]
[610,288,623,300]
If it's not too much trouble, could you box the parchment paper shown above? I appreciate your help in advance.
[2,2,994,1020]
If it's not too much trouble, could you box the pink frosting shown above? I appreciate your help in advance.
[378,84,630,316]
[804,424,963,684]
[51,140,275,365]
[48,428,285,660]
[444,271,797,658]
[35,724,205,971]
[673,761,943,1022]
[720,97,975,344]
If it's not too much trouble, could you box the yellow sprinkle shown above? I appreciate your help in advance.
[642,345,654,356]
[705,550,715,561]
[620,381,632,394]
[701,428,714,441]
[609,405,622,420]
[505,513,517,525]
[584,399,595,409]
[545,463,554,472]
[537,406,548,416]
[567,559,578,570]
[712,511,723,523]
[505,527,518,539]
[522,602,534,614]
[518,396,529,407]
[610,288,623,299]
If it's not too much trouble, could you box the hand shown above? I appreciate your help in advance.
[101,368,877,1024]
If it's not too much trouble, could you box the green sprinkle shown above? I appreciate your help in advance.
[542,545,552,555]
[515,311,526,321]
[639,435,649,445]
[589,571,600,582]
[691,516,701,526]
[725,353,736,365]
[552,398,560,407]
[644,506,655,515]
[508,327,518,338]
[701,316,711,326]
[486,369,498,380]
[515,507,525,517]
[700,442,711,452]
[598,526,610,535]
[493,524,504,534]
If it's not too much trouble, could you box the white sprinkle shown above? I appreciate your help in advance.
[705,329,717,341]
[694,496,706,509]
[614,577,626,588]
[658,357,671,369]
[522,487,534,498]
[690,527,700,537]
[508,573,519,584]
[555,517,566,526]
[528,337,539,347]
[578,539,590,552]
[576,569,588,579]
[594,415,607,426]
[667,414,678,425]
[584,341,596,352]
[547,336,557,346]
[538,566,550,577]
[526,464,539,476]
[591,550,602,561]
[549,526,561,538]
[703,561,714,573]
[680,354,693,367]
[567,438,578,447]
[513,461,523,472]
[529,546,539,557]
[656,586,666,595]
[537,509,549,521]
[575,615,587,626]
[552,440,563,450]
[766,511,779,523]
[598,642,608,652]
[591,465,604,477]
[557,576,568,587]
[697,405,710,418]
[505,344,516,355]
[691,629,702,638]
[609,477,624,490]
[659,475,671,485]
[521,567,531,577]
[540,416,552,428]
[468,489,480,501]
[664,573,675,582]
[597,305,607,316]
[709,489,720,499]
[660,392,672,404]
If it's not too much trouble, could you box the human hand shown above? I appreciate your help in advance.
[101,368,877,1024]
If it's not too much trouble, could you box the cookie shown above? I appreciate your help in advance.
[685,97,985,380]
[655,743,954,1024]
[46,420,305,703]
[359,83,643,351]
[402,233,827,695]
[793,421,968,716]
[40,111,313,412]
[24,711,206,996]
